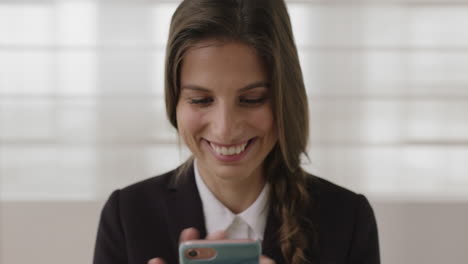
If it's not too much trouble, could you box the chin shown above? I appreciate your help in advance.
[213,165,247,179]
[215,162,263,181]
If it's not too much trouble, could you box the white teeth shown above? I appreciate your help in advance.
[236,145,241,154]
[210,141,248,156]
[221,147,228,155]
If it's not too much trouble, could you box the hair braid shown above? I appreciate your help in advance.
[266,148,316,264]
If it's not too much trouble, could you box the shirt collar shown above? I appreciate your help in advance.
[238,180,269,240]
[194,159,269,241]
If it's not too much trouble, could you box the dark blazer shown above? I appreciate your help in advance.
[93,164,380,264]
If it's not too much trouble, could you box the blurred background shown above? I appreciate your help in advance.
[1,0,467,263]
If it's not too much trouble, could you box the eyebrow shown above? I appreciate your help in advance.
[181,81,269,92]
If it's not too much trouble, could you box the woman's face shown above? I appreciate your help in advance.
[176,40,277,183]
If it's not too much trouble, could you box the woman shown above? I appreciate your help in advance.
[93,0,380,264]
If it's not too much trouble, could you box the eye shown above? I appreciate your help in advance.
[239,97,267,105]
[189,97,214,105]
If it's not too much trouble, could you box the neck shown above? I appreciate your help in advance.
[198,164,266,214]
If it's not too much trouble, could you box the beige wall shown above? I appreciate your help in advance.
[374,202,468,263]
[2,201,467,264]
[1,201,102,264]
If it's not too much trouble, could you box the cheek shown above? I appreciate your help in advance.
[248,107,276,136]
[176,104,205,139]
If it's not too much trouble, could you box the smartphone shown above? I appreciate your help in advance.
[179,239,261,264]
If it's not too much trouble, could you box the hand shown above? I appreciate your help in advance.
[147,227,275,264]
[147,227,226,264]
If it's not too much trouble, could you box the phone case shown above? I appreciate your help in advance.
[179,240,261,264]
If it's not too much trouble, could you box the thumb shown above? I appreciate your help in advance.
[205,230,227,240]
[260,255,276,264]
[147,257,166,264]
[179,227,200,243]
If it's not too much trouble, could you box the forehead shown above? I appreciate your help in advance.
[180,40,268,90]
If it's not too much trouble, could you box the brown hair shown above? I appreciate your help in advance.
[165,0,314,263]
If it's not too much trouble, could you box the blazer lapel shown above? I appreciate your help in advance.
[162,163,289,263]
[262,207,284,262]
[163,163,207,248]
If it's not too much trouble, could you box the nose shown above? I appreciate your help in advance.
[211,101,242,143]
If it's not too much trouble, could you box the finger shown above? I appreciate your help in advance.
[179,227,200,243]
[147,257,166,264]
[260,255,276,264]
[205,230,226,240]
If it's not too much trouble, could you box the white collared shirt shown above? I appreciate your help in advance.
[194,160,270,241]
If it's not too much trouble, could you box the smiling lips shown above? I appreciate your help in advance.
[209,141,248,155]
[207,139,253,156]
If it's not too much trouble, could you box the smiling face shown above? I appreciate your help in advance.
[176,40,277,184]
